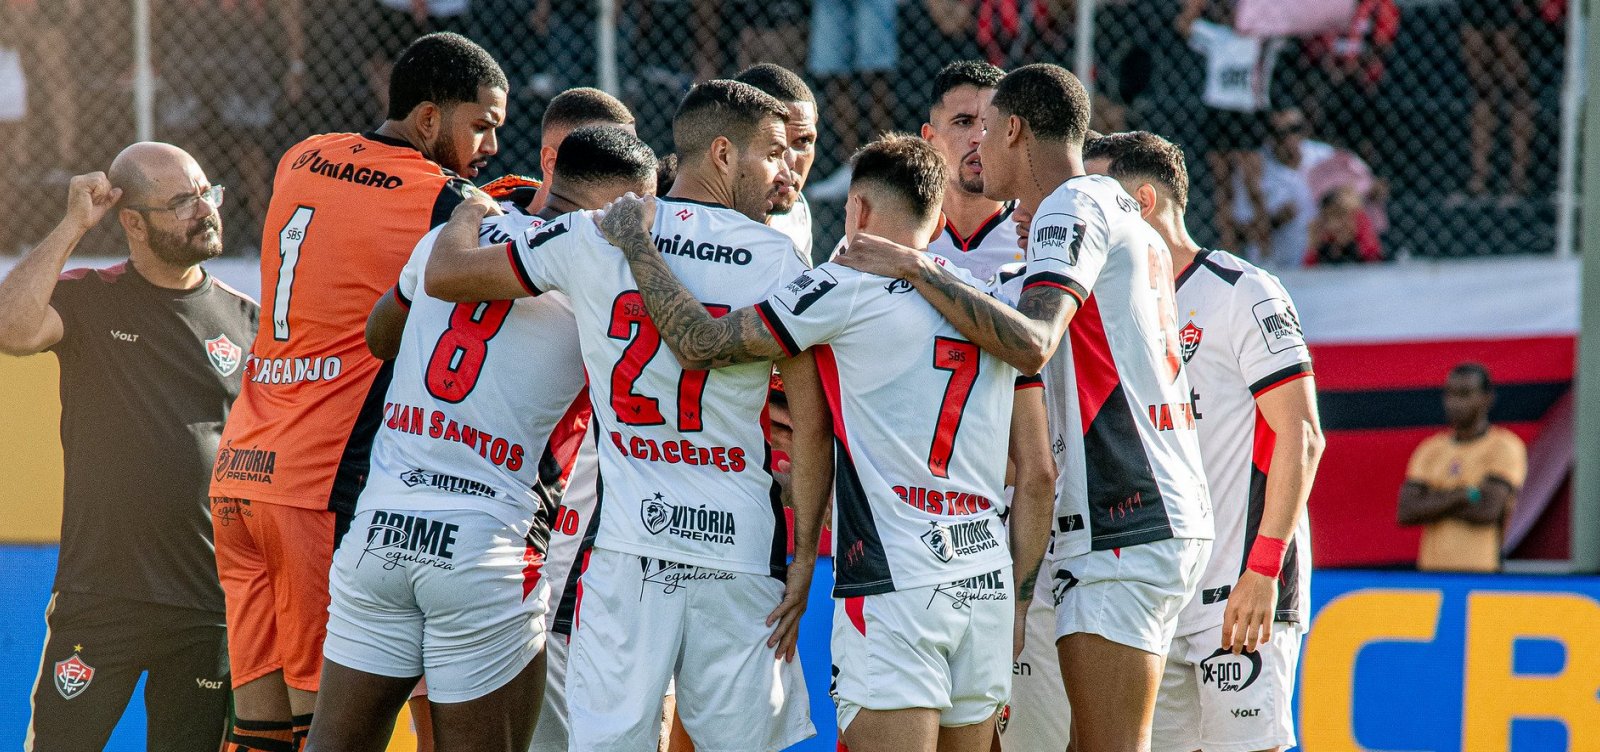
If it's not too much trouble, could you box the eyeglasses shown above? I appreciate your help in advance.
[1274,123,1308,137]
[127,185,225,221]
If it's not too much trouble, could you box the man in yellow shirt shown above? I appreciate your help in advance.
[1398,363,1527,572]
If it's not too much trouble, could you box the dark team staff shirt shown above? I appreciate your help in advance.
[47,262,258,613]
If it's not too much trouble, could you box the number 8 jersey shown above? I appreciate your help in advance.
[505,199,808,577]
[363,211,589,545]
[1023,175,1213,557]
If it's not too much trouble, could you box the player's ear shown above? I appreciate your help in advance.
[1006,115,1024,147]
[415,101,443,142]
[919,122,935,141]
[1136,183,1160,219]
[540,145,558,182]
[709,136,734,176]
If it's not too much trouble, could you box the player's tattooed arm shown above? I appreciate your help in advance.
[598,194,787,369]
[423,191,526,303]
[835,234,1077,375]
[1006,387,1055,659]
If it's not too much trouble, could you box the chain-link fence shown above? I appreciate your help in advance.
[0,0,1578,268]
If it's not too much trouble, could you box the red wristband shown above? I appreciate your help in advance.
[1246,535,1288,579]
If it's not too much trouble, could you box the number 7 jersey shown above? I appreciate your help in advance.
[505,199,808,577]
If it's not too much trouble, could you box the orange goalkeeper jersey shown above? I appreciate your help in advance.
[210,131,473,511]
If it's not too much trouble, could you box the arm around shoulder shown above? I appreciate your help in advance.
[423,196,528,303]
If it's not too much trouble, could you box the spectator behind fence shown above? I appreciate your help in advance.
[157,0,305,256]
[1398,364,1527,572]
[0,145,256,751]
[806,0,898,200]
[1232,108,1330,268]
[1177,0,1285,252]
[1302,0,1399,169]
[1305,186,1381,265]
[365,0,472,119]
[1457,0,1535,204]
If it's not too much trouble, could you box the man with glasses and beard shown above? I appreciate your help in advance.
[0,142,257,752]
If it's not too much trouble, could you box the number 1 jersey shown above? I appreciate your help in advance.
[212,131,473,510]
[1023,175,1213,557]
[506,199,808,576]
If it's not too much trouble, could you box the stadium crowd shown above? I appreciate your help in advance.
[0,0,1572,264]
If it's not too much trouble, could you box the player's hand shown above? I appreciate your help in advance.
[454,187,502,218]
[596,193,657,249]
[1221,570,1277,654]
[1012,204,1033,251]
[63,172,120,234]
[834,233,924,280]
[766,553,815,662]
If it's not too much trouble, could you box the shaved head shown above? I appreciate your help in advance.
[109,142,195,206]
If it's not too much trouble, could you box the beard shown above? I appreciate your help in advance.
[768,190,798,216]
[148,214,223,267]
[734,168,780,223]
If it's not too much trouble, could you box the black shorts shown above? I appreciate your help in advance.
[27,592,229,752]
[1205,108,1269,152]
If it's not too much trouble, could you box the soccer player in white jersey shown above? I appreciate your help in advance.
[920,59,1067,752]
[529,88,637,215]
[1085,131,1323,752]
[922,61,1025,281]
[595,133,1055,752]
[425,80,824,752]
[310,127,658,752]
[737,64,820,266]
[834,64,1214,752]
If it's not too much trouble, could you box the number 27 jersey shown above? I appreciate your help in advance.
[506,199,808,576]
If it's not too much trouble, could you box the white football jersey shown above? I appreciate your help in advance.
[768,192,814,266]
[1173,249,1312,636]
[1024,175,1213,557]
[507,198,808,576]
[363,212,588,544]
[757,257,1019,594]
[926,203,1025,281]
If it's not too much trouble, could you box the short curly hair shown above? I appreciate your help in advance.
[387,33,507,121]
[991,64,1090,144]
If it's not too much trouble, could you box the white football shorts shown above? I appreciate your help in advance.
[1049,537,1210,656]
[998,566,1070,751]
[565,547,814,752]
[831,567,1014,732]
[1152,625,1304,752]
[325,507,548,703]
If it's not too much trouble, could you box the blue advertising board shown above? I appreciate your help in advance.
[2,547,1597,751]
